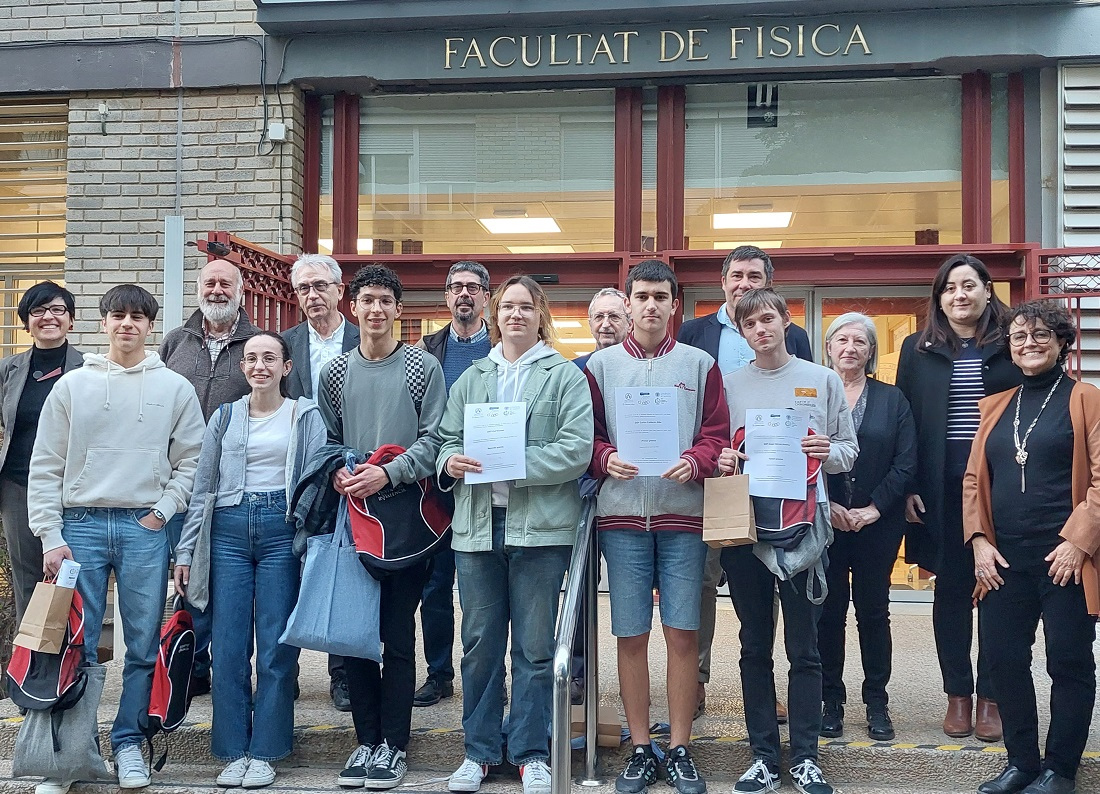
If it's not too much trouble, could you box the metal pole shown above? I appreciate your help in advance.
[581,520,600,785]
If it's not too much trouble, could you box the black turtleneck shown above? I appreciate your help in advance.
[1,342,69,486]
[986,364,1074,564]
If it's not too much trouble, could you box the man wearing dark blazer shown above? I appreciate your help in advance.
[677,245,812,725]
[282,253,359,712]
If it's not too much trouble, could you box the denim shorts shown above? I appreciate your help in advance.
[598,528,708,637]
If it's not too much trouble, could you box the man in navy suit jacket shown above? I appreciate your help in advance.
[676,245,809,725]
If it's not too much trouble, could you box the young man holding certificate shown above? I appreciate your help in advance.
[585,259,729,794]
[436,274,593,794]
[716,288,857,794]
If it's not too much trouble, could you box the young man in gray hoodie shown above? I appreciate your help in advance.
[30,284,205,793]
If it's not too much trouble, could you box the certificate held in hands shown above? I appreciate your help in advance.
[742,408,808,501]
[464,402,527,484]
[614,387,681,476]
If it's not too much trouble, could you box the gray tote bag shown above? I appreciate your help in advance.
[279,501,382,662]
[12,663,114,783]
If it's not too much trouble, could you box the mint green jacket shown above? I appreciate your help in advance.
[436,352,593,552]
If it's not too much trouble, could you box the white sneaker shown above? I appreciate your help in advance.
[448,758,489,792]
[115,743,151,789]
[242,759,277,789]
[35,780,72,794]
[217,757,250,787]
[520,759,552,794]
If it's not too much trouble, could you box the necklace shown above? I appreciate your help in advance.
[1012,372,1064,492]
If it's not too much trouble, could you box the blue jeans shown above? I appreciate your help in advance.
[209,493,301,761]
[166,514,211,679]
[454,507,571,765]
[62,507,170,752]
[419,546,456,682]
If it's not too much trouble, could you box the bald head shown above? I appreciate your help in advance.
[197,259,243,326]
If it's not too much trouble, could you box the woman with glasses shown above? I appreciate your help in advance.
[896,254,1021,742]
[964,300,1099,794]
[0,281,82,625]
[174,331,327,789]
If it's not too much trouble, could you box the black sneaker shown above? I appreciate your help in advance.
[338,744,373,788]
[364,741,407,790]
[663,745,706,794]
[819,701,844,738]
[790,760,833,794]
[734,759,780,793]
[867,705,895,741]
[616,745,658,793]
[331,672,352,713]
[413,677,455,707]
[190,674,211,698]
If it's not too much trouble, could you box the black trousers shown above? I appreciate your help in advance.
[932,479,993,699]
[819,521,904,708]
[980,557,1097,779]
[722,545,822,766]
[346,560,431,750]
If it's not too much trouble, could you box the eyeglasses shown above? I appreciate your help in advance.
[242,354,284,366]
[499,302,536,316]
[294,281,336,296]
[591,312,626,324]
[446,282,486,296]
[29,305,69,318]
[356,295,397,309]
[1008,329,1054,347]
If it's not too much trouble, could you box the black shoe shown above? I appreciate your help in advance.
[979,766,1040,794]
[338,744,374,788]
[1021,770,1075,794]
[663,745,706,794]
[412,677,454,707]
[616,745,658,793]
[866,705,895,741]
[569,678,585,706]
[819,701,843,738]
[734,759,780,793]
[190,674,211,698]
[331,673,352,712]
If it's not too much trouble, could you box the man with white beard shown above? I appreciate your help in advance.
[159,258,259,698]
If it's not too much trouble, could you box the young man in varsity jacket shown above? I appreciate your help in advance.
[315,265,447,791]
[585,259,729,794]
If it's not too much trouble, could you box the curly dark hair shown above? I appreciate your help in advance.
[1004,299,1077,366]
[348,265,402,303]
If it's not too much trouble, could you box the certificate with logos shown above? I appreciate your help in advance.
[615,387,680,477]
[464,402,527,484]
[743,408,808,501]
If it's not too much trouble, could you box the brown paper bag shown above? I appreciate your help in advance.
[702,474,757,549]
[14,581,74,654]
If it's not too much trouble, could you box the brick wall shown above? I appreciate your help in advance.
[0,0,261,43]
[64,87,305,348]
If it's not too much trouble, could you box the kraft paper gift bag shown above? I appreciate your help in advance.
[702,474,757,549]
[14,581,75,654]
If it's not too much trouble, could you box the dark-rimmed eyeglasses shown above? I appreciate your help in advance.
[29,305,69,318]
[445,282,486,295]
[1008,329,1054,347]
[294,281,337,296]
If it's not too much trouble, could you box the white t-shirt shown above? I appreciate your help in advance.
[244,398,293,492]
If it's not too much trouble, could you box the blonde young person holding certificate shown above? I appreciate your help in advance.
[436,275,593,794]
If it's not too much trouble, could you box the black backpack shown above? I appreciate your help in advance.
[141,597,196,770]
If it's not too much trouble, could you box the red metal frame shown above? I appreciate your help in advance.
[656,86,685,253]
[1025,247,1100,377]
[962,71,993,245]
[614,87,643,253]
[1008,73,1026,243]
[332,93,360,255]
[204,232,298,332]
[302,94,322,255]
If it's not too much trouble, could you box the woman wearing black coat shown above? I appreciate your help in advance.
[895,254,1022,743]
[818,312,917,743]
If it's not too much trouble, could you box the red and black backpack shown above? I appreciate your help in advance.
[7,588,87,714]
[142,597,196,770]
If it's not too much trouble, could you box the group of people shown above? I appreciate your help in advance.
[0,245,1095,794]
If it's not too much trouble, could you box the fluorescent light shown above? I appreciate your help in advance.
[357,238,373,253]
[713,241,782,250]
[479,217,561,235]
[712,212,792,230]
[318,238,333,252]
[508,245,575,254]
[553,319,582,329]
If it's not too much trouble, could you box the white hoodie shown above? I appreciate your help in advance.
[486,340,557,507]
[28,351,206,552]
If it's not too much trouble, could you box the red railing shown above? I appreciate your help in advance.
[1025,247,1100,378]
[199,232,298,332]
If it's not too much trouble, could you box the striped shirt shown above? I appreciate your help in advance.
[945,341,983,477]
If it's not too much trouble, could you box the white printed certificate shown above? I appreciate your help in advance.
[614,387,680,477]
[464,402,527,484]
[743,408,808,500]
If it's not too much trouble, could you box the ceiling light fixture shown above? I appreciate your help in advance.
[713,241,782,250]
[712,211,792,230]
[508,245,575,254]
[479,217,561,235]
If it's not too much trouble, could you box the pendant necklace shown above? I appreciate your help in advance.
[1012,372,1063,492]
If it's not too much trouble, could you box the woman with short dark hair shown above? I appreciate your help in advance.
[0,281,82,624]
[964,299,1098,794]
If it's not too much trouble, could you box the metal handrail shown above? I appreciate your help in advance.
[551,495,600,793]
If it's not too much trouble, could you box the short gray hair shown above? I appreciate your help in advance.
[291,253,342,287]
[823,312,879,374]
[588,287,628,316]
[446,260,490,290]
[196,259,244,292]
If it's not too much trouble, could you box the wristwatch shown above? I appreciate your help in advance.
[151,508,167,524]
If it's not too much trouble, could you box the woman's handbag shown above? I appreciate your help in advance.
[279,501,382,662]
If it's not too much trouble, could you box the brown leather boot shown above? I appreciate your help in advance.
[943,694,974,738]
[975,697,1003,742]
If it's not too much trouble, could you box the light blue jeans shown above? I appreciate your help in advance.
[209,492,301,761]
[454,507,571,766]
[62,507,170,752]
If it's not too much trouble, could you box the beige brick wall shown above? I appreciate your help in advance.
[64,86,305,348]
[0,0,261,43]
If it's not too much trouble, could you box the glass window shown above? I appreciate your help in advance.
[991,75,1010,243]
[642,94,657,251]
[684,78,963,250]
[357,90,615,255]
[318,96,334,253]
